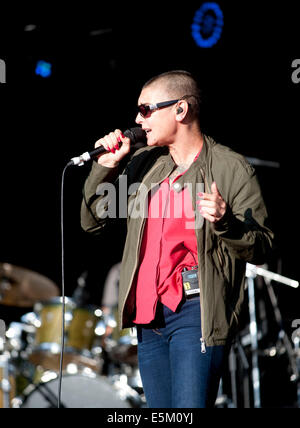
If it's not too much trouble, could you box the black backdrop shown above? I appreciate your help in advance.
[0,3,299,335]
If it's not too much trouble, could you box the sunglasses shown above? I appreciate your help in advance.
[137,99,180,118]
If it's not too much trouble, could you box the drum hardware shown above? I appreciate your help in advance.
[294,337,300,405]
[0,320,5,353]
[0,353,16,408]
[0,321,16,409]
[5,322,36,355]
[217,265,299,408]
[260,272,299,408]
[123,365,143,392]
[11,370,67,409]
[109,373,145,408]
[0,275,146,408]
[107,325,138,366]
[229,339,251,408]
[246,266,261,408]
[0,268,146,409]
[215,379,235,408]
[240,329,263,348]
[245,263,299,408]
[215,337,251,409]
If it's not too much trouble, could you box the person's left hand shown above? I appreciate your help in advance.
[197,182,227,223]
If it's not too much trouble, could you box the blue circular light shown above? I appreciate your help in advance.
[191,2,224,48]
[35,60,52,78]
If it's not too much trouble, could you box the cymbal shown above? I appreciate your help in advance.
[0,263,59,308]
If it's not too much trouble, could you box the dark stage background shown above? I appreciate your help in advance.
[0,1,299,407]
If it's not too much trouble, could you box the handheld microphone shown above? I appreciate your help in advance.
[68,127,147,166]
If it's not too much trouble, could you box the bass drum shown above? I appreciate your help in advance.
[20,373,132,408]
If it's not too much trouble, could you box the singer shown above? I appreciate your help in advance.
[81,70,274,408]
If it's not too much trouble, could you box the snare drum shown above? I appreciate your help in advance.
[28,297,102,372]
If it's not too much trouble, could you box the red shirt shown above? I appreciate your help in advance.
[133,156,200,324]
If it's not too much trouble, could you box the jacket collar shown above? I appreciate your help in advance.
[142,134,215,189]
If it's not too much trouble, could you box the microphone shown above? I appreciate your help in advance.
[68,127,147,166]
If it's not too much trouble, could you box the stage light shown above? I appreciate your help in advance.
[191,2,224,48]
[89,28,113,37]
[24,25,37,32]
[35,60,52,78]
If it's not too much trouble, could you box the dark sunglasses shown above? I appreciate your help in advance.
[137,99,180,118]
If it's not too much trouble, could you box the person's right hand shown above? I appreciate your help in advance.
[95,129,131,168]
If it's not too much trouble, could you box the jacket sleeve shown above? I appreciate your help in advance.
[80,161,120,234]
[80,146,157,235]
[213,162,274,265]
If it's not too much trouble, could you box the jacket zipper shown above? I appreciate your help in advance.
[122,161,207,354]
[153,180,171,318]
[199,166,208,353]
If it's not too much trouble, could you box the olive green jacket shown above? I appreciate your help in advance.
[81,135,274,347]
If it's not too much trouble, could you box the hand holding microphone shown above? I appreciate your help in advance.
[69,127,147,167]
[95,129,131,168]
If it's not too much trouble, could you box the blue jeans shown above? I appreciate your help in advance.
[136,297,226,408]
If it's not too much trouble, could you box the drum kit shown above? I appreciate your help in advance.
[2,261,300,408]
[0,263,145,408]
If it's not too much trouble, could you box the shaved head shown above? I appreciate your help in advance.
[142,70,201,120]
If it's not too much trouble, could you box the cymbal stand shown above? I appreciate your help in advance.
[293,336,300,406]
[0,320,11,409]
[227,338,251,408]
[19,372,66,408]
[232,338,251,408]
[263,272,300,408]
[245,266,261,408]
[0,320,5,345]
[246,263,299,408]
[216,338,250,408]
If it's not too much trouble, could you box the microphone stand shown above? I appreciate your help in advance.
[245,263,299,408]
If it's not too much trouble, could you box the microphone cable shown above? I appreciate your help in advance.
[56,128,146,407]
[58,163,72,408]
